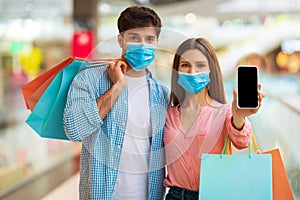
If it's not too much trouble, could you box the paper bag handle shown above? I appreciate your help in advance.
[222,131,260,158]
[251,132,261,153]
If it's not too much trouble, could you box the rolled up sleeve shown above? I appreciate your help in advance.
[226,115,252,150]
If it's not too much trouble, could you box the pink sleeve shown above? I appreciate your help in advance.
[225,110,252,150]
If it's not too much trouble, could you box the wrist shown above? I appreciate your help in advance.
[114,78,126,89]
[232,116,245,130]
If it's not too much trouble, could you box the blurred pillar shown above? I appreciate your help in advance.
[72,0,99,59]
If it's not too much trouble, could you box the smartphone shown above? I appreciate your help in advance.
[236,65,259,109]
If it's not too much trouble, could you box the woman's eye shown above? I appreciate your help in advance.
[180,64,189,68]
[196,64,206,68]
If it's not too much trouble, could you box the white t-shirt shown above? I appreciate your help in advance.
[113,75,151,200]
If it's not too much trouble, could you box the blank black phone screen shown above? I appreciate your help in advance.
[237,66,258,108]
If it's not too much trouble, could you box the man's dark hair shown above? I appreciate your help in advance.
[118,6,162,37]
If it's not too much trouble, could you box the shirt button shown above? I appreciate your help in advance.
[117,145,121,149]
[124,101,127,104]
[114,167,117,171]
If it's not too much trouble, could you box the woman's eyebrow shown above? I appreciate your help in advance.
[179,60,190,64]
[195,60,208,64]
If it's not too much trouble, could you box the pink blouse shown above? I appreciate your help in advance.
[163,101,252,191]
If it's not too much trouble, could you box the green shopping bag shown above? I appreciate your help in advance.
[199,134,272,200]
[25,59,113,140]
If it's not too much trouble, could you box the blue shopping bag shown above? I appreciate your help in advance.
[199,135,272,200]
[25,58,113,140]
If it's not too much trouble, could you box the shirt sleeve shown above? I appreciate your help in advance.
[226,105,252,149]
[63,70,103,142]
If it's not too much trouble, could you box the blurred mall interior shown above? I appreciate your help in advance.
[0,0,300,199]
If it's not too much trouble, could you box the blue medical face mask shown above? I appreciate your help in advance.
[177,71,211,94]
[125,42,156,71]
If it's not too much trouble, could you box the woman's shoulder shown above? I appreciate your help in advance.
[167,105,177,112]
[209,100,231,111]
[166,105,179,116]
[210,99,228,106]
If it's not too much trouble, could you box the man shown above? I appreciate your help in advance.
[63,6,169,200]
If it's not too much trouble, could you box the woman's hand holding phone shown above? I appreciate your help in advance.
[232,84,265,117]
[231,65,266,129]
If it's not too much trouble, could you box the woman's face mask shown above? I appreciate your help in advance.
[125,42,156,71]
[177,71,210,94]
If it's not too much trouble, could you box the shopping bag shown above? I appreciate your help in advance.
[25,59,114,140]
[251,135,295,200]
[199,134,272,200]
[22,57,75,111]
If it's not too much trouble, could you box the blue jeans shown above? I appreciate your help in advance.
[166,186,199,200]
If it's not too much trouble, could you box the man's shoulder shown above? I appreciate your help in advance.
[152,79,170,96]
[148,77,170,104]
[148,77,169,90]
[76,63,109,79]
[81,62,110,73]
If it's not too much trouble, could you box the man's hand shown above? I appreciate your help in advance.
[96,60,128,120]
[108,60,127,85]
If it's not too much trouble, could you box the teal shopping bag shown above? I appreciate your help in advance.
[25,59,113,140]
[199,135,272,200]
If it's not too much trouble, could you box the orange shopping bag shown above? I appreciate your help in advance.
[21,57,75,111]
[251,135,295,200]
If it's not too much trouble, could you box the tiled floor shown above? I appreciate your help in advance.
[41,172,80,200]
[0,81,81,200]
[1,154,80,200]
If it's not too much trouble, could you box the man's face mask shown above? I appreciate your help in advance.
[125,42,156,71]
[177,71,210,94]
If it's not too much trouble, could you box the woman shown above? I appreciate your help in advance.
[163,38,265,200]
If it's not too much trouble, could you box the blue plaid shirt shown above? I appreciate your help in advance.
[63,63,170,200]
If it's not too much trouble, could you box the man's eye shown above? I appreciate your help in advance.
[129,36,140,41]
[146,37,155,43]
